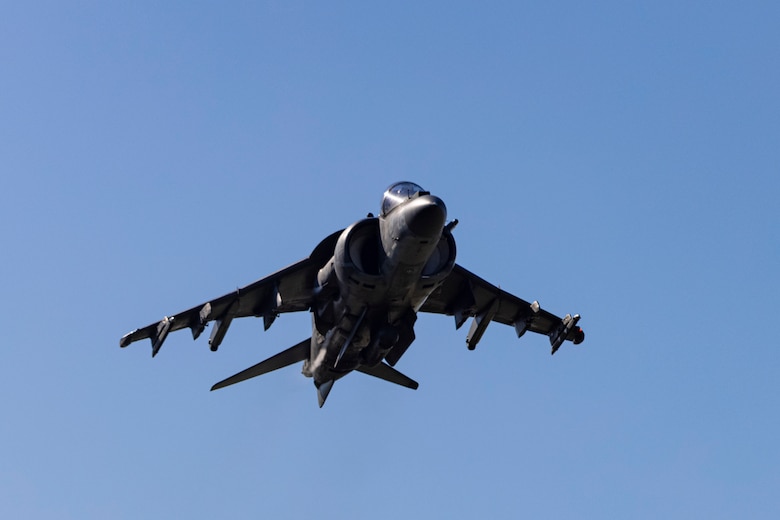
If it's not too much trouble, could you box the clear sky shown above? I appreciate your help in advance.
[2,2,778,518]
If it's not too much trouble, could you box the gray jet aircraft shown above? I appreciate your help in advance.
[120,182,585,406]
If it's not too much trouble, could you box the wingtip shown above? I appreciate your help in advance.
[210,379,228,392]
[119,331,135,348]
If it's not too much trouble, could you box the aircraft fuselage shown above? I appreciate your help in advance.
[303,185,456,398]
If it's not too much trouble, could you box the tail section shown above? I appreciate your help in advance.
[316,380,335,408]
[209,337,418,407]
[210,338,310,391]
[315,363,418,408]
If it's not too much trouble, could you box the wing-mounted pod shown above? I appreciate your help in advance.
[207,298,239,352]
[151,316,173,357]
[513,300,541,338]
[189,303,211,341]
[549,314,583,355]
[447,277,477,330]
[119,316,175,357]
[248,282,281,332]
[466,298,499,350]
[120,253,325,357]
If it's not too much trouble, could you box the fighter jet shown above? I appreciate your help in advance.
[120,182,585,406]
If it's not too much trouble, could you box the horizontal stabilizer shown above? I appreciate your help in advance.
[356,363,419,390]
[210,338,310,391]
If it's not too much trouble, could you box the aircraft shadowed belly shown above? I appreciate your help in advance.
[120,182,585,407]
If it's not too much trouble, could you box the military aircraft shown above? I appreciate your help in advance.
[120,182,585,406]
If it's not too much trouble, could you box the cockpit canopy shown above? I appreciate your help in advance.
[381,182,427,216]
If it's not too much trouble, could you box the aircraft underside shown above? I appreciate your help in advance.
[121,182,584,407]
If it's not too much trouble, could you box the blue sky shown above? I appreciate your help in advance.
[2,2,778,518]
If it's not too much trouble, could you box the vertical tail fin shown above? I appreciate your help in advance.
[316,380,335,408]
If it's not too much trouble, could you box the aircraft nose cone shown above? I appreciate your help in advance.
[405,195,447,237]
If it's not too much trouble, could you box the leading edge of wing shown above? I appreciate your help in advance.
[119,258,317,355]
[419,263,584,350]
[419,263,554,327]
[118,228,343,357]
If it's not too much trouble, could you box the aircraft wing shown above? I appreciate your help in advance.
[419,264,584,354]
[119,259,319,356]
